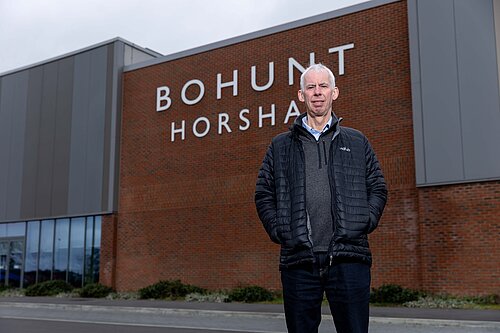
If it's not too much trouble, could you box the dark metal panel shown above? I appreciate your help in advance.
[68,52,91,214]
[455,0,500,180]
[100,43,117,212]
[417,0,464,184]
[51,57,75,215]
[84,46,107,213]
[407,0,427,185]
[35,62,58,217]
[20,67,43,219]
[5,71,29,220]
[105,41,125,213]
[0,75,8,220]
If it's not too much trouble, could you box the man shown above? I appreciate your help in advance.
[255,64,387,333]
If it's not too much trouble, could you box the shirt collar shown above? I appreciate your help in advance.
[302,115,333,141]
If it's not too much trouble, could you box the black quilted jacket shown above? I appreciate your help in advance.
[255,113,387,268]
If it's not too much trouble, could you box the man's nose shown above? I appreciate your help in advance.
[314,85,322,94]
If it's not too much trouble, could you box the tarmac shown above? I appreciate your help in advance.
[0,296,499,328]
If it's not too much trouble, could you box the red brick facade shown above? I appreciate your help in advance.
[99,1,500,296]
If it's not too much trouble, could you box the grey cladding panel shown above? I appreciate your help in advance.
[407,0,426,184]
[36,61,59,217]
[409,0,500,186]
[124,44,157,66]
[417,0,464,183]
[455,0,500,180]
[68,52,91,215]
[1,39,123,222]
[51,57,74,216]
[84,46,107,213]
[21,67,44,218]
[5,71,29,220]
[0,73,29,220]
[0,76,10,220]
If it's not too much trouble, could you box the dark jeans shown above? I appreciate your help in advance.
[280,254,371,333]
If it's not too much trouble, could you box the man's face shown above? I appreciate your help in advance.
[298,70,339,118]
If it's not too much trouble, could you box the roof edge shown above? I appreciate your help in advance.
[124,0,400,73]
[0,37,162,77]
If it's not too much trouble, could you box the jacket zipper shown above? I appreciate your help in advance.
[326,126,341,266]
[298,140,315,252]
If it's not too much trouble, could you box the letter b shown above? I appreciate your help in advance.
[156,86,171,112]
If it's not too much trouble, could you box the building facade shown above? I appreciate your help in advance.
[1,0,499,296]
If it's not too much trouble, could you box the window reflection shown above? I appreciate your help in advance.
[93,216,101,283]
[7,223,25,237]
[38,220,54,282]
[54,219,69,281]
[8,240,23,288]
[69,217,84,287]
[1,215,102,288]
[84,217,94,285]
[24,221,40,287]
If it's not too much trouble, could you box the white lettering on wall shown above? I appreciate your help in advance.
[218,113,232,134]
[251,62,274,91]
[217,70,238,99]
[288,53,316,86]
[156,43,356,142]
[239,109,251,131]
[284,100,301,124]
[259,104,276,128]
[171,120,185,141]
[181,79,205,105]
[193,117,210,138]
[328,43,354,75]
[156,86,171,112]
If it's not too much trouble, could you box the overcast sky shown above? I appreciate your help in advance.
[0,0,370,74]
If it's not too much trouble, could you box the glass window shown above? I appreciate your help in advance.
[93,216,101,283]
[0,241,7,286]
[69,217,84,287]
[53,219,69,281]
[84,217,94,285]
[8,240,24,288]
[38,220,54,282]
[24,221,40,287]
[7,222,25,237]
[0,224,6,237]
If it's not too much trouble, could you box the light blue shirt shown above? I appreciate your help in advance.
[302,116,333,141]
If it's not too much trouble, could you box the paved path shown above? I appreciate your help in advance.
[0,296,498,333]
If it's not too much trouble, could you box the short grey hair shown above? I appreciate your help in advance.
[300,63,336,91]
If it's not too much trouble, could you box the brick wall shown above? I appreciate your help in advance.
[418,181,500,295]
[105,0,500,296]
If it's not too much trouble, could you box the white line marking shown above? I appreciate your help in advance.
[0,315,286,333]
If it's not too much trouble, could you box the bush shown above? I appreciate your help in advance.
[228,286,274,303]
[0,285,11,293]
[185,292,229,303]
[370,284,424,304]
[139,280,206,300]
[79,283,114,298]
[465,294,500,305]
[25,280,74,297]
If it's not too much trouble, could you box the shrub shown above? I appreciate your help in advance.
[185,292,229,303]
[370,284,424,304]
[465,294,500,305]
[79,283,114,298]
[139,280,206,300]
[0,285,10,293]
[404,296,476,309]
[25,280,74,297]
[228,286,274,303]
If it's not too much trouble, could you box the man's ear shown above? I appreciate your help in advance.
[298,89,305,102]
[332,87,339,101]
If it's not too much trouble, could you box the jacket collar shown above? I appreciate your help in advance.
[291,112,342,140]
